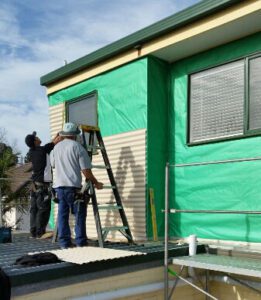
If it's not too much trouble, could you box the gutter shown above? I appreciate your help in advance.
[40,0,242,86]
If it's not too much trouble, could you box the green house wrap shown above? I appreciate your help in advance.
[170,32,261,242]
[48,56,169,240]
[48,32,261,243]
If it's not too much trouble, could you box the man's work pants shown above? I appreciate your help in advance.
[56,187,87,248]
[30,184,51,238]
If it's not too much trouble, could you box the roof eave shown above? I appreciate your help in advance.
[40,0,242,86]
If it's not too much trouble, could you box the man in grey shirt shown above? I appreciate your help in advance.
[50,122,103,249]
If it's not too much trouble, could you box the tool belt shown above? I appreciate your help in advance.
[31,182,52,203]
[31,182,50,192]
[74,189,90,204]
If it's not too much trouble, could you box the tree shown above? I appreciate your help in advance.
[0,128,18,192]
[0,128,27,227]
[24,151,32,163]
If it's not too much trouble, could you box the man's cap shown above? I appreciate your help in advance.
[25,134,35,148]
[59,122,81,136]
[25,131,37,148]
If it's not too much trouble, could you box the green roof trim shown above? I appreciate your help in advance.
[40,0,242,86]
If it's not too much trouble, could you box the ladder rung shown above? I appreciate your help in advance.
[87,146,104,151]
[102,226,128,232]
[102,185,115,189]
[92,165,110,169]
[98,204,122,210]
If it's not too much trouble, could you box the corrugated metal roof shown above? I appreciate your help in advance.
[0,233,205,290]
[47,247,145,265]
[6,163,32,193]
[40,0,242,86]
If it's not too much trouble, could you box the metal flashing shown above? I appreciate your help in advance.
[48,247,145,265]
[40,0,242,86]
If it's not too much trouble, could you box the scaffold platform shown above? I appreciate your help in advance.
[173,253,261,277]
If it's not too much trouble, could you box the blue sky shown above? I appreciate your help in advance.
[0,0,199,156]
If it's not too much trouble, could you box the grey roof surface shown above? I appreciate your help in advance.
[7,163,32,193]
[0,232,202,290]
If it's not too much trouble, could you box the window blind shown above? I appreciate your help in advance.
[189,60,245,143]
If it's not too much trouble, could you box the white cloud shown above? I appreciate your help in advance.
[0,3,27,48]
[0,0,199,155]
[0,100,50,155]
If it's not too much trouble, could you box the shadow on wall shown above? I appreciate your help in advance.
[104,146,145,240]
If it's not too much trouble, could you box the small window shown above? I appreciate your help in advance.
[67,93,97,147]
[189,60,245,144]
[248,56,261,131]
[67,93,97,126]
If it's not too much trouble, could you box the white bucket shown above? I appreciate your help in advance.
[188,234,197,256]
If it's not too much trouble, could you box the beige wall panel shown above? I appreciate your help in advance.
[13,275,261,300]
[48,103,65,138]
[87,129,146,241]
[49,119,147,241]
[209,281,260,300]
[13,266,164,300]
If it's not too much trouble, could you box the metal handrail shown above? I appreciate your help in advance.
[171,156,261,168]
[164,163,169,300]
[169,209,261,214]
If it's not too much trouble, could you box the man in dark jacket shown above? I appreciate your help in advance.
[25,132,61,238]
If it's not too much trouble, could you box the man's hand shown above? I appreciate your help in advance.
[95,182,103,190]
[53,133,63,145]
[82,169,103,189]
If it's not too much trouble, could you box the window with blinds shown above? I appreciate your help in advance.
[249,56,261,131]
[189,60,245,144]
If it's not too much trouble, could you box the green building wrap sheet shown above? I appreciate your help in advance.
[170,32,261,242]
[48,58,148,137]
[48,58,148,230]
[147,57,169,239]
[47,32,261,242]
[48,57,170,239]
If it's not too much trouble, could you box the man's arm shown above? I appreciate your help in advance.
[50,150,55,168]
[81,169,103,189]
[44,133,63,154]
[52,133,63,145]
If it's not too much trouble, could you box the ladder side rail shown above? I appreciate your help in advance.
[88,131,95,159]
[88,131,104,247]
[119,229,132,241]
[96,131,133,243]
[89,182,104,247]
[102,230,109,242]
[83,130,104,247]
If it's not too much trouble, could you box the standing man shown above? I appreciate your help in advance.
[25,131,61,238]
[50,122,103,249]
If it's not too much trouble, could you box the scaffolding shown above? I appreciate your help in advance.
[164,158,261,299]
